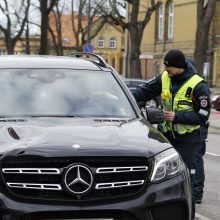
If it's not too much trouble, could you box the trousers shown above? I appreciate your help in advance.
[169,140,198,220]
[194,140,206,200]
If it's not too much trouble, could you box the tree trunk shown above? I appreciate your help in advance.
[39,0,49,55]
[194,24,210,75]
[25,22,30,54]
[5,36,14,54]
[129,24,141,78]
[194,0,217,75]
[127,1,141,79]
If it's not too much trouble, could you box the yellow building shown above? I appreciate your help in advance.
[0,15,124,75]
[139,0,220,86]
[48,13,124,74]
[0,35,40,55]
[93,22,124,74]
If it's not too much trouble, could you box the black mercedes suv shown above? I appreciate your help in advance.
[0,54,191,220]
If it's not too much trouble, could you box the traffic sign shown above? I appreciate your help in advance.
[83,43,93,53]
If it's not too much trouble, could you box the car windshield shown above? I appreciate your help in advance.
[0,69,136,118]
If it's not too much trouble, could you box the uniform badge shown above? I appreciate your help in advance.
[200,99,208,107]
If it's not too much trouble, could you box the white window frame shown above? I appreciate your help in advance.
[167,2,174,39]
[158,5,163,40]
[98,38,105,48]
[109,38,117,48]
[63,37,70,44]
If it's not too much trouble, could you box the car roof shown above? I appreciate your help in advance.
[0,55,103,70]
[123,78,149,82]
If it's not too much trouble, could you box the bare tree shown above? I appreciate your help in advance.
[97,0,160,78]
[39,0,58,55]
[25,18,30,54]
[71,0,107,52]
[48,0,65,55]
[194,0,216,75]
[0,0,30,54]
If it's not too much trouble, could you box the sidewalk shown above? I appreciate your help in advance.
[195,87,220,220]
[195,213,210,220]
[210,87,220,130]
[210,86,220,95]
[195,213,211,220]
[209,110,220,130]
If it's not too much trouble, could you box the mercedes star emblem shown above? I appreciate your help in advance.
[64,164,93,195]
[72,144,80,149]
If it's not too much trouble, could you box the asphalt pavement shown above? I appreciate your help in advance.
[195,86,220,220]
[210,87,220,130]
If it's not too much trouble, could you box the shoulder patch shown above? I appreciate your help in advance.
[200,99,208,107]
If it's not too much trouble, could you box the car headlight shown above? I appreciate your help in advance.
[150,148,183,182]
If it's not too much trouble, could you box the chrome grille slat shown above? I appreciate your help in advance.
[7,182,62,190]
[1,157,148,200]
[2,168,60,174]
[96,166,148,173]
[95,180,144,189]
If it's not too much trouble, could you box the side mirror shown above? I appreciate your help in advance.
[146,107,165,124]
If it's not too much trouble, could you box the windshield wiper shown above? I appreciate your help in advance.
[0,114,85,118]
[29,114,87,118]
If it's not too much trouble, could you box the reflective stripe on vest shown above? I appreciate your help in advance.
[160,71,203,135]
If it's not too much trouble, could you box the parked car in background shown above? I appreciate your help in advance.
[124,78,162,108]
[211,92,220,111]
[0,54,191,220]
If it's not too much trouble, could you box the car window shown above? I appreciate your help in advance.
[0,69,136,118]
[124,80,130,87]
[130,81,140,87]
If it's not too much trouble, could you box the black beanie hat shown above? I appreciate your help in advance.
[163,50,186,68]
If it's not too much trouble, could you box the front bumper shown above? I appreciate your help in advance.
[0,171,191,220]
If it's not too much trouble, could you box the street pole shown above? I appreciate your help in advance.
[123,2,129,78]
[87,0,91,43]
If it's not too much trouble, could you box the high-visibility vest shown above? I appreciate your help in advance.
[160,71,204,135]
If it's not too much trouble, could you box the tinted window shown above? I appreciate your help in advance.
[0,69,135,118]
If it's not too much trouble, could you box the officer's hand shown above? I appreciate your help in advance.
[164,111,175,122]
[146,107,165,124]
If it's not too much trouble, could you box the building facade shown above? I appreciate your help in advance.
[139,0,220,87]
[0,14,124,74]
[93,23,124,75]
[48,14,124,74]
[0,36,40,55]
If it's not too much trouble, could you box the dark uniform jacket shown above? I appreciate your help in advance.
[132,61,211,143]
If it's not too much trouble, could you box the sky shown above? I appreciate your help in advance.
[0,0,125,36]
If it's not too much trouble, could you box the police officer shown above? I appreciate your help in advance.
[194,122,209,204]
[132,49,211,219]
[187,58,209,204]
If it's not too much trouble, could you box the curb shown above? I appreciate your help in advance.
[195,213,210,220]
[209,125,220,130]
[211,111,220,114]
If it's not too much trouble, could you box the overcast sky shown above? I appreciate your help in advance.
[0,0,125,36]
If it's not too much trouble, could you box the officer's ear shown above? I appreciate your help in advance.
[146,107,165,124]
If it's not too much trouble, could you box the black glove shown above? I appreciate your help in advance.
[146,107,165,124]
[203,121,210,139]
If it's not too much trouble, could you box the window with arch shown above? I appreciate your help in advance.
[158,4,164,40]
[167,2,174,39]
[98,37,105,48]
[109,37,117,48]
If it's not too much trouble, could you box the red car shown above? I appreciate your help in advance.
[211,93,220,111]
